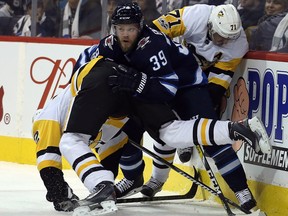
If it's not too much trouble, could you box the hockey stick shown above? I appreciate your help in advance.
[127,139,259,215]
[194,143,235,216]
[117,166,199,204]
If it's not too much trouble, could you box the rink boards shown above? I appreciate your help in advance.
[0,37,287,216]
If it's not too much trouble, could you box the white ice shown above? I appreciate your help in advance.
[0,161,248,216]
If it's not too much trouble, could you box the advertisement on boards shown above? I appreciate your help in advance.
[1,39,288,190]
[0,41,91,138]
[222,58,288,187]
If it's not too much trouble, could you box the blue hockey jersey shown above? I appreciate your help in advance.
[74,26,207,102]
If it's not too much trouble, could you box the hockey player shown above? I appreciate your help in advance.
[58,3,270,216]
[32,50,149,211]
[139,4,258,212]
[31,58,133,212]
[32,85,79,212]
[152,3,248,163]
[63,57,269,216]
[72,44,146,199]
[99,3,257,211]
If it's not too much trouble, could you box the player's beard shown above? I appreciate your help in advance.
[119,38,138,53]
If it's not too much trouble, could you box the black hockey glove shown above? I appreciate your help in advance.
[109,65,149,95]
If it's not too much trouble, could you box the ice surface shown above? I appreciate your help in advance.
[0,162,248,216]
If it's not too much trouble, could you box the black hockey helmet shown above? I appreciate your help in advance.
[111,2,143,28]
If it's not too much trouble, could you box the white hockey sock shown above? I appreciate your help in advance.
[159,119,233,148]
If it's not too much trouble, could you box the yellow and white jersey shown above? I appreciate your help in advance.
[32,85,73,171]
[69,55,129,153]
[32,76,128,172]
[70,56,103,97]
[153,4,248,90]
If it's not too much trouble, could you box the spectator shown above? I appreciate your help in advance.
[208,0,226,5]
[136,0,161,26]
[70,0,102,39]
[106,0,131,35]
[0,0,24,17]
[0,0,24,35]
[156,0,220,14]
[249,0,288,51]
[43,0,61,37]
[0,2,15,17]
[237,0,265,30]
[270,12,288,51]
[181,0,208,7]
[180,0,227,6]
[106,0,117,34]
[58,0,67,9]
[107,1,117,20]
[61,0,79,38]
[13,0,57,37]
[156,0,182,14]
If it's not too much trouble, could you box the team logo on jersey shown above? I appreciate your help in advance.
[104,35,114,50]
[193,50,223,70]
[137,36,150,50]
[158,18,169,30]
[0,86,4,122]
[89,129,103,149]
[91,48,99,59]
[218,11,224,18]
[211,52,222,64]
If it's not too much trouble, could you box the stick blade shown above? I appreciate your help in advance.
[117,166,199,204]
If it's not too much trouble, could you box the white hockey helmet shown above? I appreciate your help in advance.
[208,4,242,40]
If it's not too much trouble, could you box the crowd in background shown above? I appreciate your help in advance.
[0,0,287,53]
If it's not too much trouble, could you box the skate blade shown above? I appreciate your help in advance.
[73,200,117,216]
[118,186,143,198]
[248,117,272,155]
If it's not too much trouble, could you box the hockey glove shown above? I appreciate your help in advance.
[109,65,149,95]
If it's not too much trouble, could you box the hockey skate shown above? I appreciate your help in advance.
[248,116,271,154]
[115,175,144,198]
[235,188,257,211]
[46,181,79,212]
[229,116,271,155]
[141,177,164,197]
[73,181,117,216]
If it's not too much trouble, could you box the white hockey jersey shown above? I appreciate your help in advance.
[153,4,248,90]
